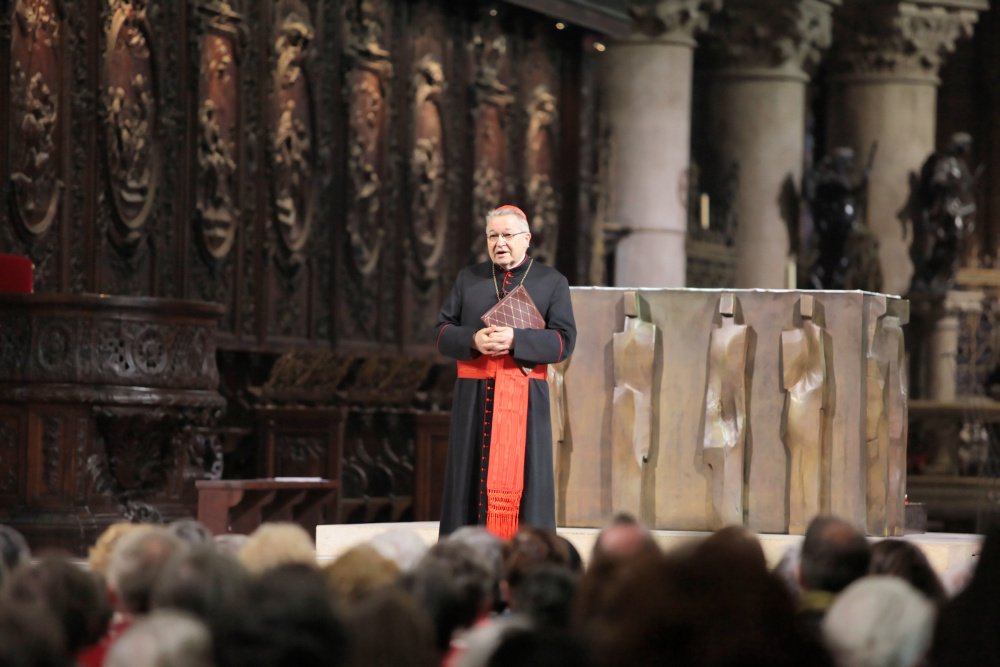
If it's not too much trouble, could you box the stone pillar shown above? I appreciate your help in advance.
[926,290,983,401]
[604,0,722,287]
[826,0,987,296]
[700,0,839,288]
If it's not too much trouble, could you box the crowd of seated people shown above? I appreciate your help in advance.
[0,514,995,667]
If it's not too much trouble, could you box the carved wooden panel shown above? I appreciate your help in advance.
[520,35,561,266]
[4,0,67,292]
[0,412,24,499]
[338,0,393,344]
[402,2,453,345]
[100,0,160,287]
[469,9,514,264]
[189,0,244,335]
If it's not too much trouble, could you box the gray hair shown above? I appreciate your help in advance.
[485,207,529,232]
[105,611,213,667]
[107,527,186,615]
[822,575,935,667]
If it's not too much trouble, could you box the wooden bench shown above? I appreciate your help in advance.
[196,479,340,536]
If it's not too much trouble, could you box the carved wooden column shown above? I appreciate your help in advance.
[700,0,839,288]
[604,0,722,287]
[826,0,988,296]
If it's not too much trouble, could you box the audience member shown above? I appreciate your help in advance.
[343,587,436,667]
[822,576,934,667]
[167,519,214,547]
[369,527,430,572]
[931,526,1000,666]
[322,543,400,607]
[213,564,348,667]
[0,525,30,574]
[869,539,946,604]
[106,526,186,617]
[0,601,68,667]
[487,627,589,667]
[239,522,317,575]
[508,563,577,630]
[3,555,110,660]
[798,516,871,633]
[104,611,214,667]
[87,522,149,578]
[152,546,250,621]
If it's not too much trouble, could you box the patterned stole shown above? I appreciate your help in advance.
[457,354,546,538]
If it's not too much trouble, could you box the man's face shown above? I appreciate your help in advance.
[486,215,531,270]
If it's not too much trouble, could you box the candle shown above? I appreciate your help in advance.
[700,193,710,230]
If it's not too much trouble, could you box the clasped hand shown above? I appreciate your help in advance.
[474,325,514,357]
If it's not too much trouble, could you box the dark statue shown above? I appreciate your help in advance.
[908,132,978,293]
[804,145,882,291]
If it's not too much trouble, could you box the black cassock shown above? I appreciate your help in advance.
[434,256,576,536]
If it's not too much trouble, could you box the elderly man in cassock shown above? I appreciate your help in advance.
[434,205,576,539]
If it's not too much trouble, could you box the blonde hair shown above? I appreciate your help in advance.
[88,522,152,576]
[238,522,316,575]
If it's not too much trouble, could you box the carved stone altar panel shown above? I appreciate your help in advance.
[702,293,752,529]
[102,0,160,259]
[781,295,831,534]
[611,292,657,521]
[830,0,986,82]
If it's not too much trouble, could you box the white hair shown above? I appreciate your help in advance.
[822,575,935,667]
[105,611,213,667]
[485,207,529,232]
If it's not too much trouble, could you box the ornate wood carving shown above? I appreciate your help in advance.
[341,0,392,341]
[0,417,21,496]
[524,83,559,265]
[9,0,63,239]
[270,0,315,270]
[102,0,160,259]
[195,1,241,265]
[0,295,224,401]
[409,54,447,287]
[469,16,513,263]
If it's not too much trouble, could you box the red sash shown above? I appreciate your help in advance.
[457,355,546,539]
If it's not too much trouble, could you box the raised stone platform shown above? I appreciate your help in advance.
[315,522,982,578]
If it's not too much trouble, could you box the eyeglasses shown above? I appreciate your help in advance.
[486,231,528,244]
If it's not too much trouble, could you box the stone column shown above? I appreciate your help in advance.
[604,0,722,287]
[700,0,840,289]
[826,0,987,296]
[926,290,983,401]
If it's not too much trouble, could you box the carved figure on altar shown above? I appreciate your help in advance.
[804,146,881,291]
[781,295,829,534]
[702,293,750,528]
[909,132,978,293]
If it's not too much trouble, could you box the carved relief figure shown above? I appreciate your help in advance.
[470,28,512,262]
[410,55,447,285]
[272,3,315,263]
[10,0,62,236]
[781,295,830,534]
[702,294,751,528]
[611,292,657,518]
[197,99,237,259]
[346,73,386,276]
[103,0,159,255]
[525,86,559,264]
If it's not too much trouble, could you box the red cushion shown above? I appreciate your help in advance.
[0,254,34,293]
